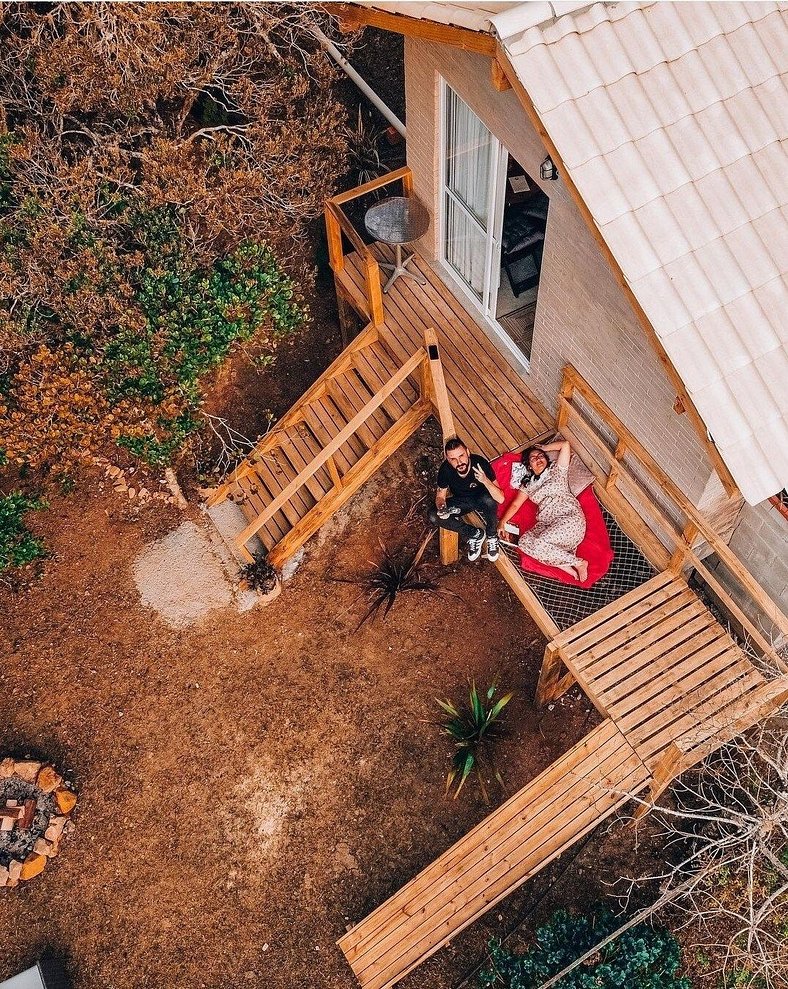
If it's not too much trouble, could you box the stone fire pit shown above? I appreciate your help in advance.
[0,757,76,888]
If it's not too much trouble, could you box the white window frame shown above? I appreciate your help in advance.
[437,78,531,374]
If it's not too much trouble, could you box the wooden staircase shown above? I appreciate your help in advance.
[207,324,439,567]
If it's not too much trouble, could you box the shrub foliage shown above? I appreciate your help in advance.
[0,492,47,573]
[0,2,349,474]
[480,908,691,989]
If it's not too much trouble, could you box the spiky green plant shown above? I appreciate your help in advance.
[336,532,451,629]
[437,682,513,803]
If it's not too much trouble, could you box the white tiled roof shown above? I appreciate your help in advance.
[353,2,788,504]
[490,1,788,504]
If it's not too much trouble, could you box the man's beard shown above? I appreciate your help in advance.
[457,463,470,475]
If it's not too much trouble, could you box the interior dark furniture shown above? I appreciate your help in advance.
[501,194,548,297]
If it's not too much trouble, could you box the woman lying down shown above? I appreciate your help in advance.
[497,438,589,583]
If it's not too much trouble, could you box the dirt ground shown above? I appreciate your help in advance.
[0,419,670,989]
[0,27,673,989]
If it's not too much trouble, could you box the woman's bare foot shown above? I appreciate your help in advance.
[575,559,589,582]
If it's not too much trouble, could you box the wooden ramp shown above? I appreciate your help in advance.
[339,720,650,989]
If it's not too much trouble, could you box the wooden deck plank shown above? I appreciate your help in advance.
[367,303,524,458]
[343,724,648,989]
[562,577,688,656]
[588,612,719,696]
[606,639,741,719]
[634,669,767,765]
[550,572,676,648]
[341,723,627,962]
[571,589,700,671]
[342,250,550,453]
[371,275,534,451]
[373,247,549,432]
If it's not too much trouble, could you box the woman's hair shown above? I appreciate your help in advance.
[521,445,548,480]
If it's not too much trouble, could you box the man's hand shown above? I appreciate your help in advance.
[472,463,488,484]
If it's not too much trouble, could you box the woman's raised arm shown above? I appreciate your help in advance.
[539,438,571,468]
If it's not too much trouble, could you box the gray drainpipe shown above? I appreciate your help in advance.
[310,25,407,140]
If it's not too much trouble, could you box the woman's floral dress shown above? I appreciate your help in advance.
[510,461,586,569]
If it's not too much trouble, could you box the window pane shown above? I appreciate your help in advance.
[444,193,486,300]
[445,87,493,230]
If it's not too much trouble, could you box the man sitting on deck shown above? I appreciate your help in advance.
[429,437,505,562]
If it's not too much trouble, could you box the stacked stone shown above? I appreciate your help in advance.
[0,758,76,888]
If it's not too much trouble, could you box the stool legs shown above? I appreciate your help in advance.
[379,244,427,293]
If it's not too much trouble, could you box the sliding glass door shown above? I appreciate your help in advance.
[440,82,508,329]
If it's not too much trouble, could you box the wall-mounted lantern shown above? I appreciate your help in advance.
[540,156,559,181]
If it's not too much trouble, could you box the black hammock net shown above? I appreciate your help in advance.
[501,505,657,631]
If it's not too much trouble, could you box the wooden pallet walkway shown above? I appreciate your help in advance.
[339,720,650,989]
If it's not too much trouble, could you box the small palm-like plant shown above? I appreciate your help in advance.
[337,531,451,628]
[437,682,513,803]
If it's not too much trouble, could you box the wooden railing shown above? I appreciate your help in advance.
[558,365,788,671]
[234,343,428,552]
[325,165,414,327]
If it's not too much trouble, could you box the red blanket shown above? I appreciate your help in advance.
[492,452,614,588]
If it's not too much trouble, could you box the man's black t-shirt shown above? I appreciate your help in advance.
[437,455,496,499]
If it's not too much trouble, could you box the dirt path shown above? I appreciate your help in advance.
[1,430,655,989]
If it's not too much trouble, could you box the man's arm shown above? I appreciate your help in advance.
[473,462,506,504]
[435,486,450,510]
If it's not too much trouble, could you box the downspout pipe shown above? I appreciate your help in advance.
[310,25,407,139]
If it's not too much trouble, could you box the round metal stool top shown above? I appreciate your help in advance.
[364,196,430,245]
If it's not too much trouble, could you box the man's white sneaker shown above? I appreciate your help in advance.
[467,530,485,562]
[484,537,500,562]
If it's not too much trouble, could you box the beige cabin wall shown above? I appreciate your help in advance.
[403,37,712,503]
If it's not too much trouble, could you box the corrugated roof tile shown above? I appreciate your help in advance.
[600,209,662,280]
[571,154,634,224]
[550,29,610,94]
[629,267,693,333]
[483,0,788,501]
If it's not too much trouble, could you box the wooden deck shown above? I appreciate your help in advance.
[338,244,551,460]
[339,720,650,989]
[205,170,788,989]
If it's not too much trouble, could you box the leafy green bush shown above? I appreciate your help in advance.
[0,492,47,572]
[479,908,691,989]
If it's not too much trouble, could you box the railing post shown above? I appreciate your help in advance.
[606,438,626,490]
[669,522,697,574]
[327,454,342,492]
[557,370,574,431]
[325,203,345,274]
[364,254,384,326]
[423,328,459,566]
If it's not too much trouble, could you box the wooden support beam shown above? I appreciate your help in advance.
[325,204,345,274]
[327,3,498,56]
[364,253,384,327]
[497,43,739,498]
[424,327,456,437]
[535,644,573,707]
[491,58,511,91]
[632,742,681,821]
[424,328,459,566]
